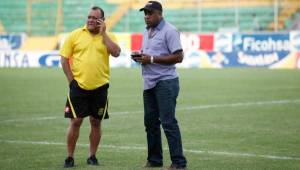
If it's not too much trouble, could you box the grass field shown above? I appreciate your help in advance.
[0,68,300,170]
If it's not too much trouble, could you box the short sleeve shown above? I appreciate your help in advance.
[166,28,182,54]
[59,32,75,58]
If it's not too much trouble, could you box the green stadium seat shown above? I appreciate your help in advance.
[0,0,290,34]
[0,0,117,35]
[112,5,276,32]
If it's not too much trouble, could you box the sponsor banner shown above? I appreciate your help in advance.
[181,33,201,51]
[180,33,214,51]
[0,50,298,69]
[234,33,290,52]
[0,51,60,67]
[0,34,26,50]
[131,33,214,52]
[0,50,134,68]
[297,52,300,69]
[230,33,294,68]
[214,33,232,52]
[290,31,300,52]
[131,33,143,51]
[1,32,299,69]
[177,50,299,69]
[177,50,229,68]
[199,34,214,52]
[111,33,133,68]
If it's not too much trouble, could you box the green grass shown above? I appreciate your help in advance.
[0,68,300,170]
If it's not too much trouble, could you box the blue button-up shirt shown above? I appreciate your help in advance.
[141,19,182,90]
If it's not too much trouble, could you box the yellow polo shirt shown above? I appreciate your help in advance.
[60,26,117,90]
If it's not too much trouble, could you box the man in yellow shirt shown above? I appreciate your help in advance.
[60,6,120,168]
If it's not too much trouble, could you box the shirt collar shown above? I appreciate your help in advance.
[82,25,88,31]
[82,25,101,35]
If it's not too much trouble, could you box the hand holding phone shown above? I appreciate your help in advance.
[97,19,106,35]
[131,51,142,62]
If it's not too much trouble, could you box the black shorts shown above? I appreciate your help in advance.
[64,79,109,120]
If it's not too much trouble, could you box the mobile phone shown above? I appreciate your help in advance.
[96,19,102,26]
[131,51,142,58]
[131,53,142,58]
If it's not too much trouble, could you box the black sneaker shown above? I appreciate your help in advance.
[87,155,99,165]
[167,164,186,170]
[144,161,163,168]
[64,157,74,168]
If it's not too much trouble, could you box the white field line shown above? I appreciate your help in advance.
[1,99,299,123]
[0,139,300,161]
[0,116,59,123]
[177,99,300,111]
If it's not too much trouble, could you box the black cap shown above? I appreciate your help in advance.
[139,1,163,12]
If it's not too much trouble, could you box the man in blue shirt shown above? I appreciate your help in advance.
[133,1,187,169]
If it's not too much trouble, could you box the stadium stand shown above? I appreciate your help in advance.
[286,8,300,30]
[110,0,298,32]
[268,0,300,30]
[0,1,27,34]
[0,0,299,35]
[63,0,116,33]
[112,5,275,32]
[0,0,117,50]
[0,0,116,35]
